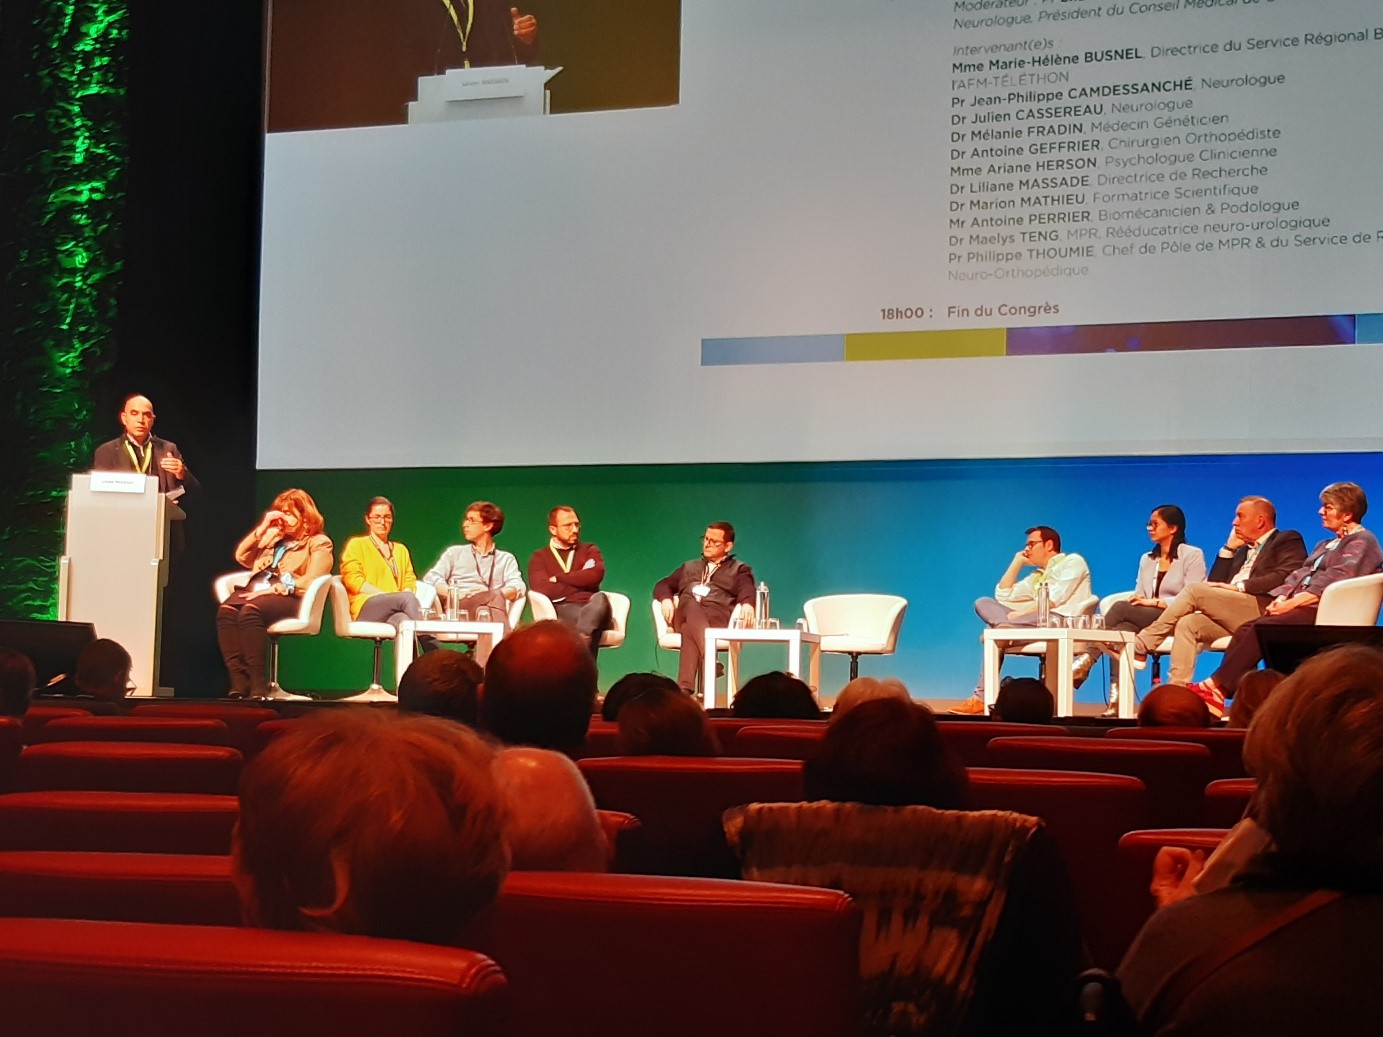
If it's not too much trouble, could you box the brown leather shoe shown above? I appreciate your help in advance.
[948,695,987,716]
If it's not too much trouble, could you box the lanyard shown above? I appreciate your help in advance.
[472,546,495,590]
[440,0,475,67]
[123,439,152,474]
[371,535,399,582]
[550,544,574,574]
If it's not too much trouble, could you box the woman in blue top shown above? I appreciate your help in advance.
[1084,504,1206,716]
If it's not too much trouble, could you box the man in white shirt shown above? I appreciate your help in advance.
[422,501,526,632]
[951,525,1091,715]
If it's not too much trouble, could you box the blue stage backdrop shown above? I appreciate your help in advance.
[255,450,1383,701]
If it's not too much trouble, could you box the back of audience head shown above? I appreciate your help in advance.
[75,638,133,703]
[830,675,911,722]
[233,710,508,944]
[805,697,968,809]
[494,747,607,872]
[1228,668,1284,730]
[1137,684,1211,728]
[481,620,596,752]
[731,671,822,719]
[992,677,1055,724]
[398,650,483,727]
[0,649,36,718]
[601,671,678,721]
[1243,644,1383,885]
[616,686,720,756]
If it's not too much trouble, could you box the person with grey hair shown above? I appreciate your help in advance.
[1118,644,1383,1034]
[494,747,607,872]
[1188,482,1381,717]
[830,676,911,722]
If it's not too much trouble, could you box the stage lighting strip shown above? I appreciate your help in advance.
[702,313,1383,367]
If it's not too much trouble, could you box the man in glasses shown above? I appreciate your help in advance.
[653,522,757,694]
[950,525,1090,715]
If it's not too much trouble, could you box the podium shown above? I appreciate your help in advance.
[407,64,561,123]
[58,474,183,696]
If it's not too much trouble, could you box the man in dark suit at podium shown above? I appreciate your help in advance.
[92,394,197,499]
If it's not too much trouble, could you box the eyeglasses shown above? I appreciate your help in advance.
[703,536,726,545]
[1024,540,1043,548]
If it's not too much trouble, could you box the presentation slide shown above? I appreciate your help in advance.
[258,0,1383,469]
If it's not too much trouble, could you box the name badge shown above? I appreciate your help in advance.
[691,584,710,601]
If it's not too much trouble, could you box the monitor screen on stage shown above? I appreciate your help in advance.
[258,0,1383,470]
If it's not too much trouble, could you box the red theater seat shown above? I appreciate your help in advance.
[935,720,1058,768]
[131,703,279,757]
[967,767,1149,968]
[728,723,825,760]
[578,757,804,877]
[0,791,237,854]
[1105,726,1248,780]
[1111,827,1231,961]
[19,742,243,795]
[987,735,1211,827]
[1204,777,1256,828]
[38,716,232,748]
[576,720,621,758]
[254,717,300,755]
[0,850,242,925]
[466,872,860,1037]
[21,704,91,743]
[0,717,21,793]
[0,918,507,1034]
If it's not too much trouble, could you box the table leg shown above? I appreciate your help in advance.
[1116,640,1136,721]
[784,633,803,679]
[1053,637,1074,717]
[807,642,821,692]
[703,636,716,710]
[474,632,496,668]
[396,621,418,686]
[982,637,1000,708]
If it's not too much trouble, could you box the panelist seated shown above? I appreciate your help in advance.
[1086,504,1206,715]
[339,496,424,630]
[1131,495,1307,708]
[1188,481,1382,718]
[421,501,525,632]
[217,489,334,699]
[951,525,1090,715]
[653,522,756,695]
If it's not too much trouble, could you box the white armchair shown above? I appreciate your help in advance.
[651,598,745,699]
[328,577,400,702]
[802,594,907,680]
[212,570,331,700]
[528,591,631,649]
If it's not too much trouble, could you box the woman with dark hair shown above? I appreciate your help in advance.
[600,671,678,721]
[339,496,424,631]
[805,697,967,809]
[615,686,720,756]
[1083,504,1207,715]
[217,488,333,699]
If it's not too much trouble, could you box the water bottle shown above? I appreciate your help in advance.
[447,575,464,621]
[755,581,771,629]
[1036,580,1051,627]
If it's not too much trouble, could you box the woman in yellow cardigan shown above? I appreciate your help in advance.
[339,497,424,630]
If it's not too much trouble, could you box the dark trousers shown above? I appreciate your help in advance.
[216,589,300,695]
[555,592,613,657]
[673,596,732,693]
[1211,606,1317,693]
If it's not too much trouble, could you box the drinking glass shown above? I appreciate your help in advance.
[475,606,491,624]
[455,609,470,624]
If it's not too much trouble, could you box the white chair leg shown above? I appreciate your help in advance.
[340,639,398,703]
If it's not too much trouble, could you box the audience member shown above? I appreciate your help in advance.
[829,675,911,722]
[1119,645,1383,1033]
[600,671,678,722]
[233,710,508,944]
[1136,684,1212,728]
[806,697,967,809]
[1227,668,1284,729]
[397,650,483,727]
[0,649,36,717]
[75,638,134,705]
[480,620,597,753]
[494,746,607,872]
[991,676,1055,724]
[616,686,720,756]
[731,671,822,719]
